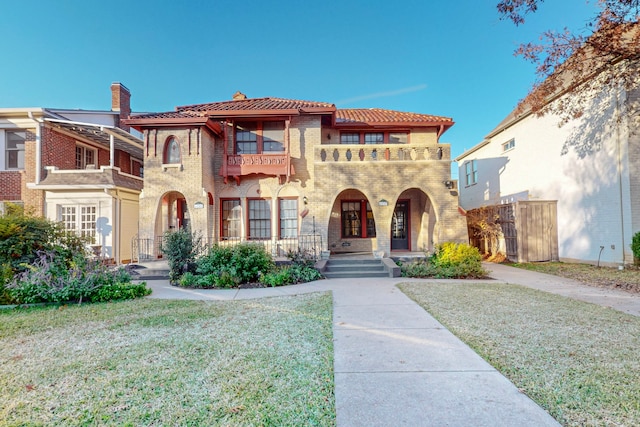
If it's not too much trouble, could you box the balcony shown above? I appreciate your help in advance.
[314,144,450,164]
[220,153,294,184]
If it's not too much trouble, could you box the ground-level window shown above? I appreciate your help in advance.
[76,144,96,169]
[279,198,298,239]
[248,199,271,239]
[5,130,26,170]
[341,201,375,238]
[221,199,241,239]
[59,205,97,242]
[465,160,478,186]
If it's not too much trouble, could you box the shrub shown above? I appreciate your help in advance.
[400,242,487,279]
[632,232,640,265]
[261,268,295,287]
[6,251,151,304]
[0,211,87,283]
[160,228,204,284]
[195,243,274,287]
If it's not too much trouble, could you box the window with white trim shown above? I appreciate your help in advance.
[59,205,96,242]
[221,199,241,240]
[279,198,298,239]
[5,130,26,170]
[502,138,515,152]
[465,160,478,186]
[76,143,96,169]
[248,199,271,239]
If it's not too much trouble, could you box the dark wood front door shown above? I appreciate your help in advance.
[391,201,409,250]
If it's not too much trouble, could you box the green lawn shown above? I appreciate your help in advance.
[399,282,640,427]
[0,294,335,426]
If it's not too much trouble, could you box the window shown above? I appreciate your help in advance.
[248,199,271,239]
[279,198,298,238]
[263,121,285,152]
[131,158,143,178]
[341,201,375,238]
[364,133,384,144]
[502,138,515,152]
[339,131,408,144]
[6,130,26,169]
[340,133,360,144]
[75,144,96,169]
[59,205,96,242]
[221,199,241,239]
[389,132,408,144]
[235,121,285,154]
[164,137,181,164]
[465,160,478,186]
[236,122,258,154]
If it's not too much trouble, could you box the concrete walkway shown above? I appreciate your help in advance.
[143,263,640,426]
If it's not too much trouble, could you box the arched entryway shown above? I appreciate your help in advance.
[328,189,377,254]
[155,191,189,237]
[391,188,437,253]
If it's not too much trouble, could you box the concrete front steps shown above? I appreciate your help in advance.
[317,258,400,279]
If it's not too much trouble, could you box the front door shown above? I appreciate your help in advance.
[391,201,409,250]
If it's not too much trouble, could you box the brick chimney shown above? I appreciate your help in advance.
[111,82,131,131]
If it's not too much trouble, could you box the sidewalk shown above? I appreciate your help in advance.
[143,263,640,426]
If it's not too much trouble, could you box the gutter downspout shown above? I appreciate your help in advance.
[616,89,627,264]
[27,112,42,184]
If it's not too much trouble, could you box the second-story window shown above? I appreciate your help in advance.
[5,130,26,170]
[236,123,258,154]
[76,143,96,169]
[235,121,285,154]
[164,137,181,164]
[364,133,384,144]
[465,160,478,186]
[340,133,360,144]
[263,121,285,152]
[339,131,409,144]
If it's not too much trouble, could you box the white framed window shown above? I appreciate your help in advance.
[465,160,478,186]
[221,199,241,240]
[5,130,26,170]
[76,143,96,169]
[248,198,271,240]
[59,205,96,242]
[279,198,298,239]
[502,138,515,152]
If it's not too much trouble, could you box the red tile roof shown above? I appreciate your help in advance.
[126,98,453,133]
[176,97,335,113]
[336,108,453,125]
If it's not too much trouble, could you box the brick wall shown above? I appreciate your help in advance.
[0,171,22,200]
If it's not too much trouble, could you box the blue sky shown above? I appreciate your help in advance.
[1,0,597,165]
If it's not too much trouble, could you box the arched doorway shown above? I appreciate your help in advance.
[156,191,189,236]
[391,188,436,253]
[329,189,376,253]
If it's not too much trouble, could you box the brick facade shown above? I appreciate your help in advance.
[136,111,467,257]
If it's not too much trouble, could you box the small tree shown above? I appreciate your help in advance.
[160,228,204,284]
[466,206,503,256]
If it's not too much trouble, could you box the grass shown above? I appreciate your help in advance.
[509,261,640,293]
[399,282,640,427]
[0,294,335,426]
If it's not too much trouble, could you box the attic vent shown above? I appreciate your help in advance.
[232,91,247,100]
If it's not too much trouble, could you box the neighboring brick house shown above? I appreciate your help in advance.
[456,68,640,265]
[125,92,466,259]
[0,83,144,263]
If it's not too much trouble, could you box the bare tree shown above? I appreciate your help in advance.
[497,0,640,122]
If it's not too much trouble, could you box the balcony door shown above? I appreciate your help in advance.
[391,201,409,250]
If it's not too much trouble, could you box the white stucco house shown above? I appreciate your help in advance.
[456,57,640,265]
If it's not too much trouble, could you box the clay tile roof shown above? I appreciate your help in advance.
[176,97,335,113]
[127,110,203,120]
[336,108,453,125]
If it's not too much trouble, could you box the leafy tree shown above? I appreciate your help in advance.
[466,206,503,256]
[497,0,640,122]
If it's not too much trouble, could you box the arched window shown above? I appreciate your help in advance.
[164,137,181,164]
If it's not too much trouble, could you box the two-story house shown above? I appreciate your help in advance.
[456,60,640,265]
[0,83,144,263]
[125,91,466,259]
